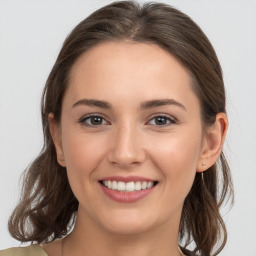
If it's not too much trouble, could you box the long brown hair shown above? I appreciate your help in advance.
[8,1,233,255]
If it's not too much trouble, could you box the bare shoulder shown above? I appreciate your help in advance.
[0,245,48,256]
[40,239,62,256]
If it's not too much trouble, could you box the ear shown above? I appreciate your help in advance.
[48,113,66,167]
[197,113,228,172]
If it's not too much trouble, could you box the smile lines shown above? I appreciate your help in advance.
[101,180,157,192]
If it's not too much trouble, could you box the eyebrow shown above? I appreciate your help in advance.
[72,98,187,111]
[72,99,112,109]
[140,99,187,111]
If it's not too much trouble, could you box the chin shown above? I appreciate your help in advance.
[96,208,164,236]
[102,220,153,236]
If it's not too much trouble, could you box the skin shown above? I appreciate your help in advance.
[45,41,228,256]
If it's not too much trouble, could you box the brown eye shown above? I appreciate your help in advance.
[90,116,104,125]
[79,115,109,127]
[147,115,176,127]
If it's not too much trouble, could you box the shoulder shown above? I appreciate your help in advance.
[0,245,48,256]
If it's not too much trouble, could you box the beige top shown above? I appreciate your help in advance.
[0,244,194,256]
[0,245,48,256]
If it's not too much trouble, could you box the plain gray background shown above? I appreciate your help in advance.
[0,0,256,255]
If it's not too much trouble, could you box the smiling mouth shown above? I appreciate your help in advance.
[99,180,158,192]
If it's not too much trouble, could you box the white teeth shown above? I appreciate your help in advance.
[135,181,142,190]
[117,181,126,191]
[102,180,156,192]
[147,181,153,189]
[112,180,118,190]
[142,181,147,189]
[126,182,135,192]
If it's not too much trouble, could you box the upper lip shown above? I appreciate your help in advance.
[100,176,156,182]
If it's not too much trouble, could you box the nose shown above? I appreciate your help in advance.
[107,123,146,169]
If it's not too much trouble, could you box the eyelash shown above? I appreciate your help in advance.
[79,113,177,128]
[147,114,177,127]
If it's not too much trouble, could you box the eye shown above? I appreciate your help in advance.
[79,114,109,127]
[147,115,176,127]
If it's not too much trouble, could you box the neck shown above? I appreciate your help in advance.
[63,207,183,256]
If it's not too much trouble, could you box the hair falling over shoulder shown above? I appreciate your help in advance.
[8,1,234,255]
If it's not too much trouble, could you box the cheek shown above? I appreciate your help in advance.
[61,129,107,192]
[148,130,202,192]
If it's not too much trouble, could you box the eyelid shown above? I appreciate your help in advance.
[79,113,110,127]
[78,112,178,128]
[146,113,177,127]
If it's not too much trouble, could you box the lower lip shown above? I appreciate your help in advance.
[100,183,156,203]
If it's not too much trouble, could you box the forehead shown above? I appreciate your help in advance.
[70,41,189,85]
[65,41,199,111]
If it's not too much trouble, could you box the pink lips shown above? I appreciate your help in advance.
[99,176,157,203]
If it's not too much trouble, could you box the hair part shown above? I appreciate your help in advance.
[8,1,233,255]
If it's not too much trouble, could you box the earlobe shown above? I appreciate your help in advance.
[48,113,66,167]
[197,113,228,172]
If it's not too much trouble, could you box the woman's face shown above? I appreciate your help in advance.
[54,42,207,235]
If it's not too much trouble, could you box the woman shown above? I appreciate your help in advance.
[0,1,233,256]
